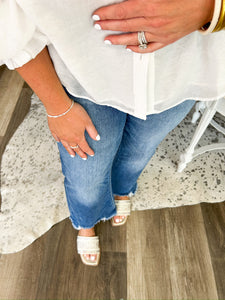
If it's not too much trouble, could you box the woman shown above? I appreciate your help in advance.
[1,0,224,266]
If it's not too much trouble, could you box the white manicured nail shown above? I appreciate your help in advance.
[70,155,75,158]
[104,40,112,45]
[92,15,100,21]
[90,154,95,157]
[126,48,132,52]
[96,134,101,141]
[94,24,102,30]
[82,157,87,160]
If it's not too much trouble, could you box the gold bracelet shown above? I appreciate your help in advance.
[213,0,225,31]
[200,0,222,34]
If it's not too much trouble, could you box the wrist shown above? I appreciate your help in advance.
[206,0,216,23]
[45,96,72,116]
[47,99,74,118]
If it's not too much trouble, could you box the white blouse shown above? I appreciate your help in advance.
[1,0,225,119]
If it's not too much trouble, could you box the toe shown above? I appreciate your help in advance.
[83,254,97,262]
[114,216,125,223]
[90,254,97,261]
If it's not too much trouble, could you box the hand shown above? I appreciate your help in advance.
[93,0,214,53]
[16,47,100,159]
[48,101,100,159]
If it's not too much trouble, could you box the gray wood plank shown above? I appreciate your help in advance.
[0,242,43,300]
[201,202,225,300]
[0,219,127,300]
[0,65,6,81]
[0,70,24,137]
[96,219,127,253]
[127,206,218,300]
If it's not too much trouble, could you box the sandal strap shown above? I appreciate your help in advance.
[77,236,100,254]
[115,199,131,216]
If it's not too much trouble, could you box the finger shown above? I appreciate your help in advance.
[85,120,100,142]
[95,17,151,33]
[72,144,88,160]
[78,137,95,157]
[127,42,166,53]
[61,140,76,158]
[93,1,146,21]
[104,32,155,46]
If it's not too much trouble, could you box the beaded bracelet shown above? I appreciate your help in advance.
[47,100,74,118]
[200,0,222,35]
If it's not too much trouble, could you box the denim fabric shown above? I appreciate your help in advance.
[58,95,195,229]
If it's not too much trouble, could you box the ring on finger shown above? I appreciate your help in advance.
[71,144,79,149]
[138,31,148,49]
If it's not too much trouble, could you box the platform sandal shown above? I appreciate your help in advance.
[77,236,100,266]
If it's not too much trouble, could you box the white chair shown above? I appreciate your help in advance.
[177,98,225,172]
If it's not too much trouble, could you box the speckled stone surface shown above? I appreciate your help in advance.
[0,95,224,254]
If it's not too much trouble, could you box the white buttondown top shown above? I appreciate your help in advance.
[1,0,225,119]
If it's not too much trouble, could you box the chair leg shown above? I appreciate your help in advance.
[191,101,206,123]
[177,100,219,172]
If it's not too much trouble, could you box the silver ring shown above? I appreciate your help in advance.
[138,31,148,49]
[71,145,79,149]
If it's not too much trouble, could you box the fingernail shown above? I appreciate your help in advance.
[82,157,87,161]
[104,40,112,45]
[96,134,101,141]
[70,155,75,158]
[126,48,132,52]
[90,154,95,157]
[92,14,100,21]
[94,24,102,30]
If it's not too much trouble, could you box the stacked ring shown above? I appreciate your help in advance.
[138,31,148,49]
[71,145,79,149]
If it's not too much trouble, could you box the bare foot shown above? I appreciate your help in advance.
[78,227,97,263]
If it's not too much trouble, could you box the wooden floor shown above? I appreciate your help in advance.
[0,204,224,300]
[0,65,31,158]
[0,66,225,300]
[0,65,31,208]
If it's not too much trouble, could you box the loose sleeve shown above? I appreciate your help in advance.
[0,0,49,69]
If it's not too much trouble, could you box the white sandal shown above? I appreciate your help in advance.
[77,236,100,266]
[111,199,131,226]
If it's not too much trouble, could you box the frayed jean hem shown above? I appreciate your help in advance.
[69,209,117,230]
[113,183,138,198]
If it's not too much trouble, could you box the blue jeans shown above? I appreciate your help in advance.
[58,94,195,229]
